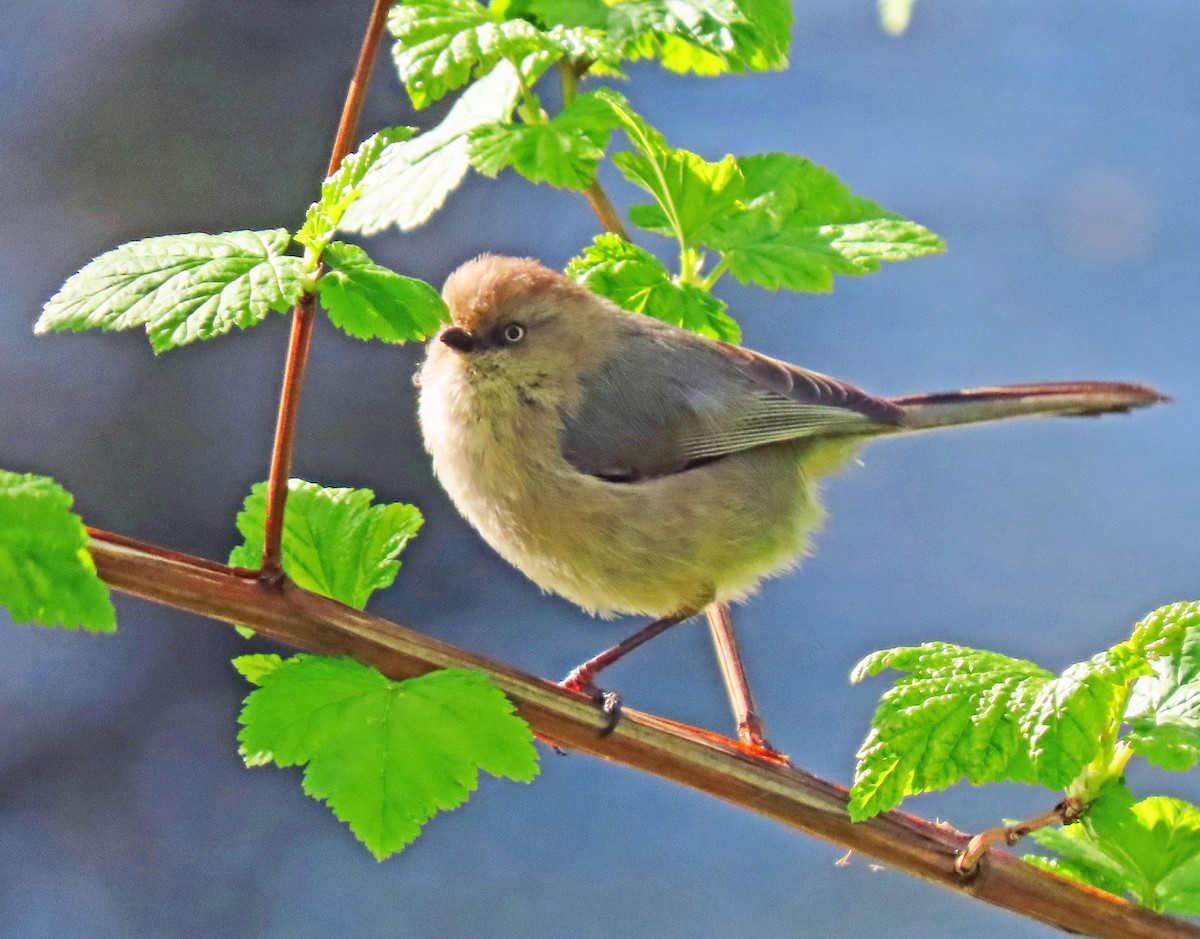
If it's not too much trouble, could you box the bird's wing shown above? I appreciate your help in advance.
[560,321,903,480]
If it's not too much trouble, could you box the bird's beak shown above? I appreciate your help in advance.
[439,326,477,353]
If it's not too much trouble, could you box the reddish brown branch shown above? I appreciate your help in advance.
[261,0,394,579]
[87,530,1200,939]
[261,293,316,581]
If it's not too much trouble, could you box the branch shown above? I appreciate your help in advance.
[86,530,1200,939]
[261,0,394,578]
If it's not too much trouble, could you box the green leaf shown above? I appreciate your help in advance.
[296,128,417,254]
[340,63,522,235]
[848,641,1149,821]
[612,0,742,75]
[567,234,740,342]
[0,470,115,632]
[1024,643,1149,787]
[510,0,789,73]
[390,0,542,108]
[36,230,307,353]
[596,91,746,248]
[849,643,1049,821]
[389,0,610,108]
[1023,823,1132,898]
[505,0,610,31]
[596,98,941,297]
[732,0,792,70]
[620,150,745,244]
[613,0,790,74]
[1030,782,1200,914]
[228,479,422,610]
[1126,626,1200,771]
[237,657,539,859]
[317,243,449,343]
[232,653,286,686]
[1128,601,1200,659]
[703,154,945,292]
[468,90,618,190]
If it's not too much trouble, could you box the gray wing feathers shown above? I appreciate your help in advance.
[561,321,901,479]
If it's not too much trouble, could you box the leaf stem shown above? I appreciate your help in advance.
[583,181,629,239]
[701,256,729,291]
[558,58,579,104]
[557,61,628,239]
[260,0,393,581]
[956,798,1086,876]
[513,63,546,124]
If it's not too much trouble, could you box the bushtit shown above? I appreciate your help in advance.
[418,255,1164,730]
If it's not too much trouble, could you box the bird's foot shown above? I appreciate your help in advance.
[559,666,623,736]
[734,715,787,762]
[737,721,789,763]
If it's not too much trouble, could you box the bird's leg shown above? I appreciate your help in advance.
[706,602,780,757]
[560,609,697,734]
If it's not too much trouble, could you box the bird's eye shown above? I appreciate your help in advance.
[502,323,526,344]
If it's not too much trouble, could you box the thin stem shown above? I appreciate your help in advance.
[956,798,1086,875]
[558,59,579,105]
[86,530,1200,939]
[557,61,628,239]
[512,63,546,124]
[260,0,394,580]
[583,180,629,239]
[701,256,729,291]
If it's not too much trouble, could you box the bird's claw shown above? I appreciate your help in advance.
[559,669,624,736]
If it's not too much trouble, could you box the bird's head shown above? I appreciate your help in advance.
[427,256,617,400]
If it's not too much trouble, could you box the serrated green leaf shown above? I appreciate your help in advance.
[340,63,522,235]
[0,470,115,632]
[1129,601,1200,659]
[849,643,1048,820]
[468,90,618,190]
[1030,782,1200,914]
[505,0,610,30]
[703,154,945,292]
[567,234,740,341]
[238,657,539,859]
[389,0,612,108]
[1023,822,1132,897]
[232,654,286,686]
[848,640,1149,821]
[228,479,422,610]
[296,128,417,254]
[317,243,449,343]
[390,0,546,108]
[509,0,789,73]
[614,0,790,74]
[1024,643,1150,788]
[732,0,791,69]
[612,0,741,75]
[36,230,307,352]
[619,150,744,244]
[597,91,747,248]
[1126,626,1200,771]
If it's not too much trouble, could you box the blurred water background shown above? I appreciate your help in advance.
[1,1,1197,936]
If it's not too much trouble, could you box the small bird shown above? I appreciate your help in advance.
[417,255,1165,737]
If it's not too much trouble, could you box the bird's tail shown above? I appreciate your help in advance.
[888,381,1168,432]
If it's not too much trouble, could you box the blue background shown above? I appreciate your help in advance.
[2,1,1197,936]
